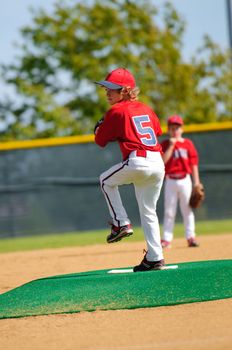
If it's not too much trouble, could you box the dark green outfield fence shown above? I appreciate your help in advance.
[0,124,232,238]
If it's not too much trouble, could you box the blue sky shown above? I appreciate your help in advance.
[0,0,229,95]
[0,0,229,64]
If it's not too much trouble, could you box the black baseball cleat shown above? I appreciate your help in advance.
[134,253,165,272]
[107,223,133,243]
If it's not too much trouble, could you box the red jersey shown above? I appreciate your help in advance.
[161,138,199,176]
[95,100,163,160]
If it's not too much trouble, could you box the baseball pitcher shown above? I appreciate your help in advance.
[94,68,165,272]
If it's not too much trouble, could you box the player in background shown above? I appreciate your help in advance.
[94,68,165,272]
[161,115,200,248]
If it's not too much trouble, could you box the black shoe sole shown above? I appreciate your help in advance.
[133,265,164,272]
[107,231,133,244]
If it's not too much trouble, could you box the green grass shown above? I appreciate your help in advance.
[0,219,231,254]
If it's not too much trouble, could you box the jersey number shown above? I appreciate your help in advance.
[132,115,157,146]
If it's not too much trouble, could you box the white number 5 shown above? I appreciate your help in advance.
[132,115,157,146]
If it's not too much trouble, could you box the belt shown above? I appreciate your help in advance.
[136,150,147,157]
[129,150,160,160]
[168,174,187,180]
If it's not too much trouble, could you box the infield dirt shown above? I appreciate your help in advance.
[1,233,231,350]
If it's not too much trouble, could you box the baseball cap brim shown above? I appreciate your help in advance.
[168,121,183,126]
[94,81,123,90]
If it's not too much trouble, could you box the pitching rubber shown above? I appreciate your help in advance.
[107,265,179,274]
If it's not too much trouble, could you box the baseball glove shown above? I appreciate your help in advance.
[94,118,104,134]
[189,183,205,209]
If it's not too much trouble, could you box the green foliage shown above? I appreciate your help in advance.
[0,0,231,140]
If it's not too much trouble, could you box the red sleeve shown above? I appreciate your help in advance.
[95,108,122,147]
[187,140,199,165]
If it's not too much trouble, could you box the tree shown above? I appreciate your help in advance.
[0,0,231,140]
[189,35,232,122]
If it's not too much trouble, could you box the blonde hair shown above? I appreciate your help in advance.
[121,86,140,101]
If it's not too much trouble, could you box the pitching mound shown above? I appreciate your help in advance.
[0,259,231,319]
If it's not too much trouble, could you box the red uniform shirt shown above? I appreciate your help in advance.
[161,138,199,175]
[95,100,163,160]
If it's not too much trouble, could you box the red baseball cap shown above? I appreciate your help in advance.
[167,115,183,125]
[95,68,136,90]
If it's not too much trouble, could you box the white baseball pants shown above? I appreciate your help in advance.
[100,151,165,261]
[162,174,196,242]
